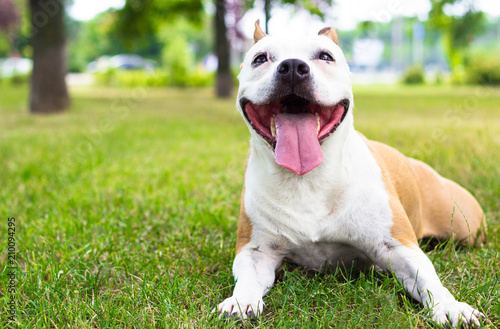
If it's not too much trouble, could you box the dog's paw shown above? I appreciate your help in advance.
[215,296,264,320]
[432,301,485,328]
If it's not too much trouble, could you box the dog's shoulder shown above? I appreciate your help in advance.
[357,133,416,189]
[358,133,423,244]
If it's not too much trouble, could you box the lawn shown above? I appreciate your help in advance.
[0,84,499,328]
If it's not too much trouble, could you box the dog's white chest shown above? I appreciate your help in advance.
[243,133,394,268]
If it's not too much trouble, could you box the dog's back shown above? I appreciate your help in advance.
[366,138,485,245]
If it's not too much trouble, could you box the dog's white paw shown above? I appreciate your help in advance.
[432,301,485,328]
[215,296,264,319]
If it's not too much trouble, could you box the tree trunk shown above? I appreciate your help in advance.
[29,0,70,114]
[215,0,232,98]
[264,0,271,34]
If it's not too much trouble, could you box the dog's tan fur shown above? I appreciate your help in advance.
[236,186,253,254]
[318,27,339,45]
[365,137,485,248]
[235,138,485,255]
[253,20,267,43]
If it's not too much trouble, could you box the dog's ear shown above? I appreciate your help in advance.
[318,27,339,45]
[254,20,267,43]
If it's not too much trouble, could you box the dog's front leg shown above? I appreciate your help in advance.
[217,245,283,319]
[373,242,484,327]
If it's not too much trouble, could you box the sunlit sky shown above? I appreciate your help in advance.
[69,0,500,37]
[69,0,125,21]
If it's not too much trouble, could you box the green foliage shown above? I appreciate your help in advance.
[68,10,163,72]
[156,18,213,87]
[8,71,29,84]
[68,2,212,74]
[162,35,193,87]
[94,68,213,88]
[0,33,10,57]
[93,69,164,87]
[466,55,500,85]
[428,0,455,29]
[402,65,425,84]
[68,11,120,71]
[114,70,169,88]
[114,0,204,50]
[0,68,30,86]
[427,0,486,80]
[93,67,116,86]
[434,70,444,84]
[246,0,333,16]
[1,84,499,327]
[245,0,333,24]
[299,0,332,18]
[188,68,215,87]
[448,10,485,49]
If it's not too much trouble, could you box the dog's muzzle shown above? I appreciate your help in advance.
[240,93,349,175]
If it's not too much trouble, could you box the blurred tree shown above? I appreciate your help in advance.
[0,0,33,58]
[428,0,486,81]
[29,0,70,113]
[0,0,20,57]
[0,0,20,32]
[215,0,231,97]
[244,0,333,33]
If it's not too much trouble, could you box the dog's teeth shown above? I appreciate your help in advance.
[271,115,276,137]
[315,113,320,134]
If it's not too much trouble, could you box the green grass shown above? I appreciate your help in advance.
[0,84,499,328]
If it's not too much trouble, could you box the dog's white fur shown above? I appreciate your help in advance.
[216,26,485,327]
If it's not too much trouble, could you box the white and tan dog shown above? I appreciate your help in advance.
[216,21,486,327]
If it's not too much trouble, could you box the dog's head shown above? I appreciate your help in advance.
[237,21,353,175]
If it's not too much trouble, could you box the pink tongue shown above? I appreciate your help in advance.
[274,113,323,175]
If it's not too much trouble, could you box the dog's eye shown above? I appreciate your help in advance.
[318,52,334,62]
[253,54,268,65]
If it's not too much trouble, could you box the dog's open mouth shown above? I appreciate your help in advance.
[242,95,349,145]
[241,94,349,175]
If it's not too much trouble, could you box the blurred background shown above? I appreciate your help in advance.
[1,0,499,113]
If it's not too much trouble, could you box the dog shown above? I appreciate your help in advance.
[216,21,486,327]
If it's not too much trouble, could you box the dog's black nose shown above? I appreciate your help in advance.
[277,59,310,81]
